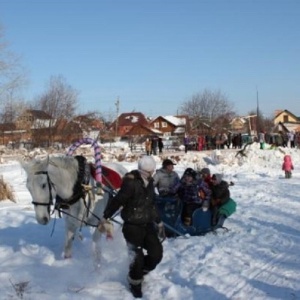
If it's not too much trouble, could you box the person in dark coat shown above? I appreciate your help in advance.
[151,136,158,155]
[158,137,164,154]
[183,135,190,153]
[101,156,164,298]
[210,173,231,227]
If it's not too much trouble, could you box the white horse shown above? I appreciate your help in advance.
[22,155,127,259]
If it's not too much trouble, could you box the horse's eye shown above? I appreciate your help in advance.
[42,183,46,189]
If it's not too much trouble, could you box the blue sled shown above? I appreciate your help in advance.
[155,196,234,237]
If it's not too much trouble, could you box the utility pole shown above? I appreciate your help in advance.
[115,97,120,138]
[256,88,260,137]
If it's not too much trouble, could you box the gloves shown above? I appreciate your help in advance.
[97,219,114,240]
[159,188,170,197]
[96,182,104,195]
[157,222,166,241]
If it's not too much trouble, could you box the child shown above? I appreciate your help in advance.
[172,168,211,226]
[282,155,294,179]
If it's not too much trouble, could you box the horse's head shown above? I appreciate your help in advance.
[22,155,80,225]
[22,157,54,225]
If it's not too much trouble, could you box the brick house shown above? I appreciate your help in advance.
[110,112,149,137]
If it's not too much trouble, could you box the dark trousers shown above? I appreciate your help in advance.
[184,145,188,153]
[182,203,201,225]
[122,223,163,281]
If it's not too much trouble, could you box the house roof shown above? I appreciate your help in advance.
[151,115,187,127]
[163,116,186,126]
[272,121,300,133]
[115,112,149,127]
[230,117,247,125]
[25,109,52,119]
[174,127,185,134]
[0,123,16,131]
[274,109,300,121]
[280,122,300,132]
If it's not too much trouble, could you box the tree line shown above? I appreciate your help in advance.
[0,23,273,146]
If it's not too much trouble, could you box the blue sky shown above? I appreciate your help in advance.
[1,0,300,119]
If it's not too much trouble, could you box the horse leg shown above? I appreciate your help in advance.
[92,228,103,268]
[63,217,78,258]
[89,192,110,267]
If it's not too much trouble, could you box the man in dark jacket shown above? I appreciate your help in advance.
[101,156,164,298]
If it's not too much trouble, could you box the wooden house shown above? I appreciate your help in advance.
[110,112,149,137]
[149,115,188,137]
[273,109,300,133]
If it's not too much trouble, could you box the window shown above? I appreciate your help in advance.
[154,122,160,128]
[162,122,168,128]
[283,115,289,122]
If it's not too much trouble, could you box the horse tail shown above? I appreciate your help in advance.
[67,138,102,183]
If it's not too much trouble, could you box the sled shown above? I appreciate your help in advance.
[90,163,124,190]
[155,196,236,237]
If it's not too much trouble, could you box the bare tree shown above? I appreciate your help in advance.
[36,75,78,120]
[0,24,28,115]
[0,94,29,123]
[33,75,79,145]
[179,89,235,127]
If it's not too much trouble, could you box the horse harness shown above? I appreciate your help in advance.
[32,156,92,215]
[32,155,117,227]
[55,155,91,210]
[31,170,54,214]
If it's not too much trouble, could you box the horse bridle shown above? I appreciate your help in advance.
[32,171,54,212]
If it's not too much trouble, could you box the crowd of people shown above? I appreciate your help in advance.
[100,156,235,298]
[153,159,234,227]
[98,127,298,298]
[144,131,300,156]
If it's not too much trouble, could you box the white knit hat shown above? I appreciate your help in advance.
[138,156,156,172]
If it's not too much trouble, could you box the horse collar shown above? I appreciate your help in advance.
[56,156,88,207]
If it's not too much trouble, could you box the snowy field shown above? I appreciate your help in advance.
[0,143,300,300]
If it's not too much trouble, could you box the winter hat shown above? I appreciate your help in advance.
[212,173,223,184]
[183,168,197,179]
[200,168,211,175]
[162,159,176,168]
[138,156,156,173]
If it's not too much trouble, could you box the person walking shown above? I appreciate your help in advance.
[100,156,165,298]
[258,131,265,149]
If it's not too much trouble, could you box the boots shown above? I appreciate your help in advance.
[128,275,143,298]
[129,283,142,298]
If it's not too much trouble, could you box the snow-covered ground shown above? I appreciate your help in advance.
[0,143,300,299]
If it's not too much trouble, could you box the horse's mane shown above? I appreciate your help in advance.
[49,155,78,172]
[23,155,79,177]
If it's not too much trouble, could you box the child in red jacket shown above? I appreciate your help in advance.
[282,155,294,179]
